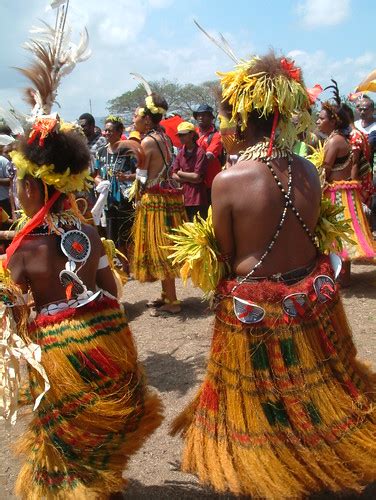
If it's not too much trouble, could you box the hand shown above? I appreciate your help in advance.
[116,172,128,181]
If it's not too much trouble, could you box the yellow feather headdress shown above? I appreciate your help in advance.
[217,54,312,148]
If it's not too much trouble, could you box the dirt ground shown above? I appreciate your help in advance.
[1,262,376,499]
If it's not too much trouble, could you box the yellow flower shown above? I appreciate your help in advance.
[10,151,92,194]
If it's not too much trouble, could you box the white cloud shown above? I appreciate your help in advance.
[287,49,376,96]
[296,0,350,28]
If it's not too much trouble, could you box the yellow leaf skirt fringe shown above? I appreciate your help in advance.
[16,296,163,499]
[131,188,187,282]
[171,257,376,499]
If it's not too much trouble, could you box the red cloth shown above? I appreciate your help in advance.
[160,115,184,148]
[171,145,208,206]
[197,126,223,188]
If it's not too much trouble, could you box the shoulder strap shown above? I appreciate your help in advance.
[231,156,317,293]
[147,133,171,167]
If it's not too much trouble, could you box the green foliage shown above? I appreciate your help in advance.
[107,79,220,120]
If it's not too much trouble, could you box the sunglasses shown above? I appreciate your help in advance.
[356,107,371,112]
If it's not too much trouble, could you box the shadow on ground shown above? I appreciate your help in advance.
[123,300,149,322]
[340,268,376,300]
[122,481,376,499]
[124,479,238,499]
[177,296,213,321]
[142,348,206,395]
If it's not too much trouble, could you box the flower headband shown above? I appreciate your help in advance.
[11,115,92,194]
[138,95,167,117]
[10,151,92,194]
[105,115,124,124]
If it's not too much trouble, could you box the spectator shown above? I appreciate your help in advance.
[193,104,223,204]
[78,113,107,170]
[172,121,208,220]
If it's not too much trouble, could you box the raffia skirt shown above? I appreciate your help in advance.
[15,297,163,499]
[325,179,376,261]
[171,257,376,498]
[131,188,187,282]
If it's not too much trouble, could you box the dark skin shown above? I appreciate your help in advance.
[132,108,180,313]
[213,112,321,277]
[8,176,117,310]
[78,118,96,142]
[356,99,375,128]
[316,109,352,182]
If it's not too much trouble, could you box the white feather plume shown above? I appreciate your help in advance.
[16,4,90,116]
[130,72,152,95]
[193,19,239,64]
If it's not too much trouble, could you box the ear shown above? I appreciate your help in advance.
[144,114,153,128]
[24,178,32,198]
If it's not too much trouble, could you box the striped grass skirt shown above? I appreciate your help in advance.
[325,180,376,261]
[132,189,187,282]
[171,258,376,498]
[16,297,163,499]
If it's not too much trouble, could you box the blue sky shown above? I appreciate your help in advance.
[0,0,375,121]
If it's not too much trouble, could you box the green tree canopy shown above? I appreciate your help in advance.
[107,79,220,122]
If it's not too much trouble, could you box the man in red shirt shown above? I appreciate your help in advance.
[171,121,208,220]
[193,104,223,204]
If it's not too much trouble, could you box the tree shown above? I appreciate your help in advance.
[107,79,220,121]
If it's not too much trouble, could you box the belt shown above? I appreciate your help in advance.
[236,260,316,286]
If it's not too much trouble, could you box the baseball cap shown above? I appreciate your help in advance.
[176,122,196,135]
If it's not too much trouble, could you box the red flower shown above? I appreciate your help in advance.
[280,58,301,82]
[27,117,58,147]
[306,84,323,105]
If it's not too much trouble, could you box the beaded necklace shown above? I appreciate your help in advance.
[231,152,318,293]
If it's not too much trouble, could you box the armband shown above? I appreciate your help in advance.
[97,254,110,270]
[136,168,148,185]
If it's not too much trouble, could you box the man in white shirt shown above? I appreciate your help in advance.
[355,96,376,135]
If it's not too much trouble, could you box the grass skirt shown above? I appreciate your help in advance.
[15,297,163,499]
[132,188,187,282]
[171,258,376,499]
[324,180,376,261]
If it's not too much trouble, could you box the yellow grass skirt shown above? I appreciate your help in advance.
[171,260,376,498]
[132,189,187,282]
[15,297,163,499]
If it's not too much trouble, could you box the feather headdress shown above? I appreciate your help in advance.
[14,1,91,119]
[323,79,341,106]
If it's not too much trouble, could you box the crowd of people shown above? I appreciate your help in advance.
[1,49,376,500]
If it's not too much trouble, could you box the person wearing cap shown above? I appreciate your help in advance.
[193,104,223,204]
[171,121,208,221]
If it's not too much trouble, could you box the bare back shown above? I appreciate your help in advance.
[324,134,352,182]
[142,131,171,181]
[212,154,321,277]
[9,223,116,309]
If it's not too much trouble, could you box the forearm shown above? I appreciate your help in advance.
[177,171,202,183]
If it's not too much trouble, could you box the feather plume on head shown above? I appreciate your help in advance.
[14,3,91,119]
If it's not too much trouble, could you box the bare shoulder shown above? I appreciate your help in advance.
[81,223,102,243]
[141,136,156,149]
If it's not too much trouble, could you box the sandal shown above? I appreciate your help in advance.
[149,300,182,317]
[146,292,167,308]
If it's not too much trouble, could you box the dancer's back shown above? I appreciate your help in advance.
[212,154,321,277]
